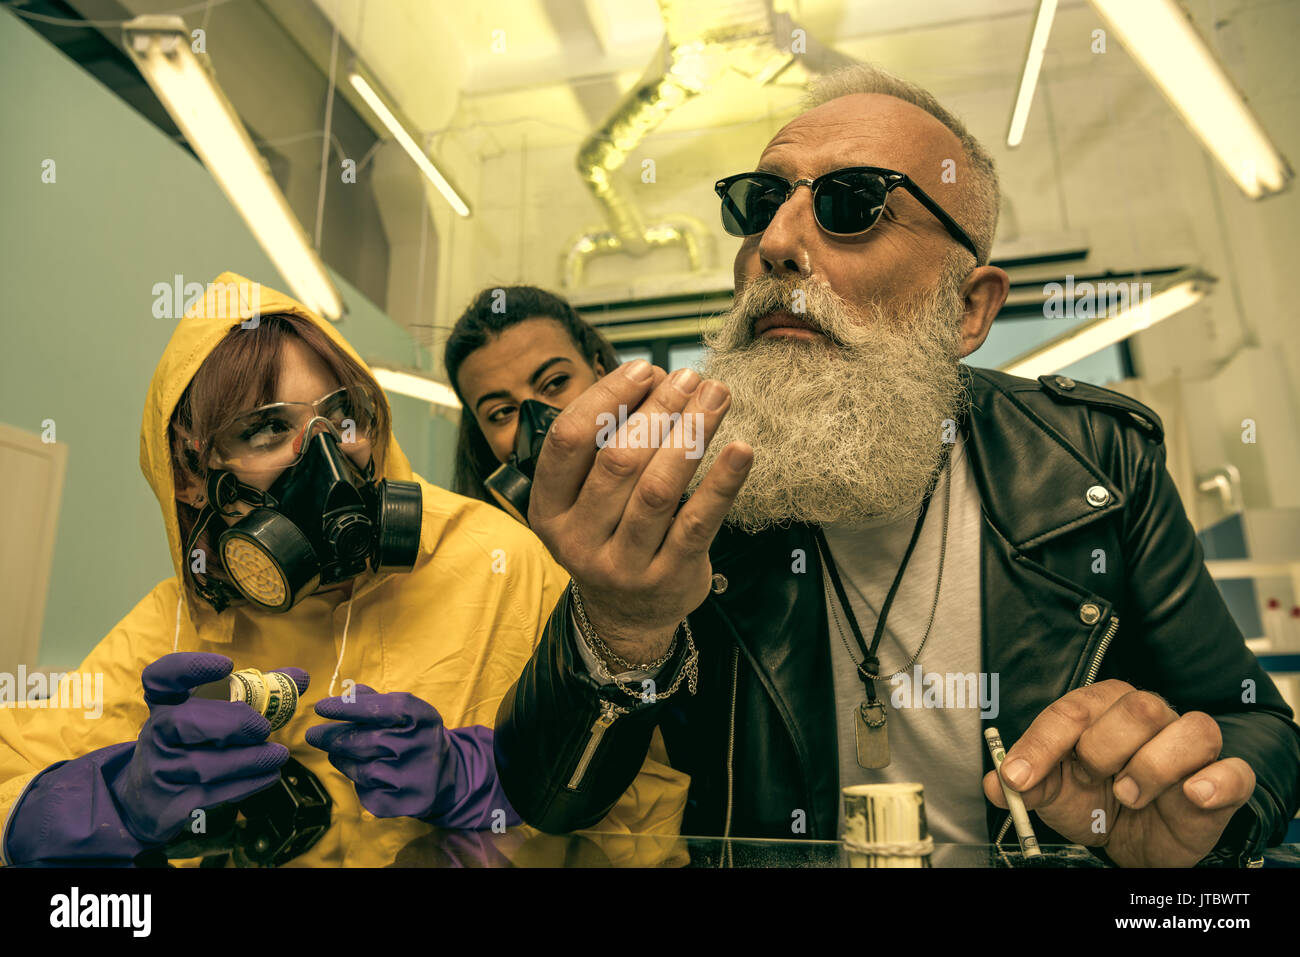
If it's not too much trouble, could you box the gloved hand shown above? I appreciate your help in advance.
[110,652,306,844]
[305,685,520,830]
[3,653,306,864]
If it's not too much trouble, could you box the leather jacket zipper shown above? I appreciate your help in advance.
[567,698,628,791]
[997,613,1119,852]
[1081,614,1120,687]
[724,645,739,837]
[721,644,739,867]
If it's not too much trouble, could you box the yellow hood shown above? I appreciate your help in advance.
[139,272,413,634]
[0,273,689,865]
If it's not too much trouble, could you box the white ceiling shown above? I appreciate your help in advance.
[310,0,1052,155]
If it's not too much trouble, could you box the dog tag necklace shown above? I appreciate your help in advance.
[813,453,951,769]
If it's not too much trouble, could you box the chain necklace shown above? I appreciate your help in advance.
[813,451,952,769]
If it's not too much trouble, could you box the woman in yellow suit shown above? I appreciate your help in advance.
[0,273,686,866]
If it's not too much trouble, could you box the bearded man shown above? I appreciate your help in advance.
[493,64,1300,866]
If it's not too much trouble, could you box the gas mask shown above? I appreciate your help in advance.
[187,428,422,613]
[482,399,561,525]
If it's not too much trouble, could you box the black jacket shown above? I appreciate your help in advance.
[494,367,1300,865]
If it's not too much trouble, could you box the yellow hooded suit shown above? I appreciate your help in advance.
[0,274,687,866]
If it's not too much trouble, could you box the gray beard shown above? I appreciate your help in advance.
[690,268,970,531]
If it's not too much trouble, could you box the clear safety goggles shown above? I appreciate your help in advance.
[200,388,377,475]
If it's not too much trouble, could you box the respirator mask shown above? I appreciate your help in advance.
[482,399,561,525]
[184,387,422,613]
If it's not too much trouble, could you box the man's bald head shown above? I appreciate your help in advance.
[800,64,1000,267]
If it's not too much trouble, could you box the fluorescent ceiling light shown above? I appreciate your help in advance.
[121,17,343,320]
[999,270,1215,379]
[348,71,471,217]
[1008,0,1058,147]
[370,367,462,411]
[1089,0,1292,198]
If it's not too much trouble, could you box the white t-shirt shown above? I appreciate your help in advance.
[821,435,988,844]
[574,436,990,843]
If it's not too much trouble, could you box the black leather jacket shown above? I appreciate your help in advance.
[494,367,1300,865]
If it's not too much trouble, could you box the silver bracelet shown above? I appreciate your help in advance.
[569,582,698,702]
[570,582,677,671]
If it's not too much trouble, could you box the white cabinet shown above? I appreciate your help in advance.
[0,423,67,673]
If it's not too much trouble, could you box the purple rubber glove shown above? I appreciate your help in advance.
[305,685,520,830]
[3,653,307,864]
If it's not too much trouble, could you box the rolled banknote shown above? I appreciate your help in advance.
[842,782,932,868]
[194,667,299,732]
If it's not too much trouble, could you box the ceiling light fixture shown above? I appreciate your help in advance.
[121,16,344,320]
[369,367,462,411]
[1008,0,1058,147]
[1000,269,1216,379]
[348,67,470,217]
[1089,0,1292,198]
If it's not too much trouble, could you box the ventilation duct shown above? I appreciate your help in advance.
[564,0,852,287]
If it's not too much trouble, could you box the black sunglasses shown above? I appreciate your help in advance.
[714,166,978,261]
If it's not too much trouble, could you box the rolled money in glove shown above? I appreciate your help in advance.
[194,668,299,732]
[842,782,932,868]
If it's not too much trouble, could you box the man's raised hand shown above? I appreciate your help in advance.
[528,359,753,662]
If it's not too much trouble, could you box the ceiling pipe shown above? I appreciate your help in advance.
[564,0,849,287]
[564,215,710,288]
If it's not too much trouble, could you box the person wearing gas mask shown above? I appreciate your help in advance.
[493,64,1300,866]
[442,283,690,831]
[444,285,620,519]
[0,272,677,866]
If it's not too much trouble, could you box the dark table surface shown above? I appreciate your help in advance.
[378,833,1300,868]
[156,815,1300,867]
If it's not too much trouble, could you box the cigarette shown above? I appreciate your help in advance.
[984,727,1042,858]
